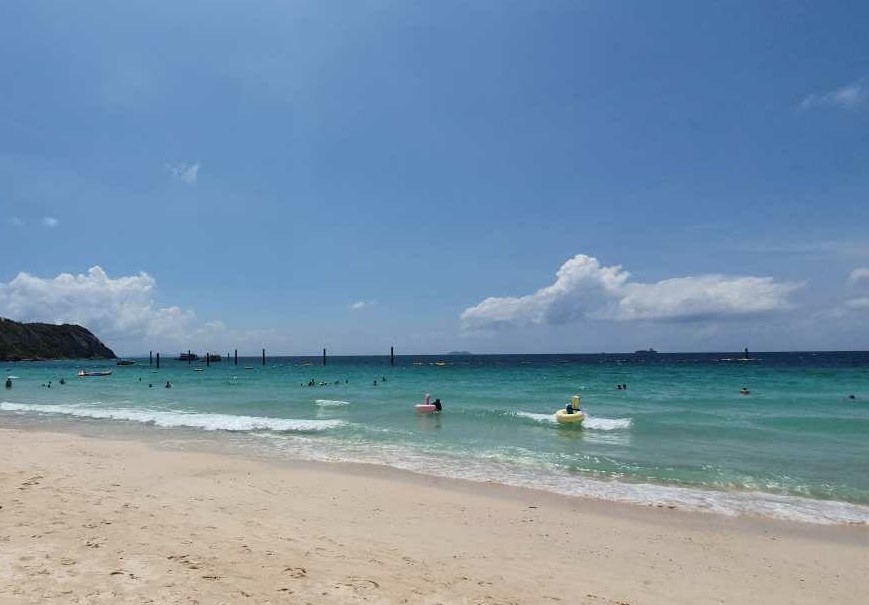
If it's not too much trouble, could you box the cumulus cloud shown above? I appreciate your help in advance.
[800,77,869,110]
[11,217,24,226]
[847,268,869,287]
[0,266,233,352]
[166,161,200,184]
[461,254,802,330]
[42,216,59,227]
[461,255,628,329]
[349,300,376,310]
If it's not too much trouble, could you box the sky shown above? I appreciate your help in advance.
[1,1,868,356]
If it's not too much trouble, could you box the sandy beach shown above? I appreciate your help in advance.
[0,427,865,604]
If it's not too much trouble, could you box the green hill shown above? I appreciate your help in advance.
[0,317,116,361]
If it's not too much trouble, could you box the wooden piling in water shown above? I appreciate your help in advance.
[188,350,192,365]
[235,349,238,365]
[156,353,160,368]
[262,348,266,366]
[206,352,210,367]
[390,346,394,366]
[149,351,153,366]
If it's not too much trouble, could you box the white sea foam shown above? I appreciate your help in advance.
[515,411,632,430]
[515,411,556,423]
[247,433,869,525]
[315,399,350,407]
[583,415,632,430]
[0,402,344,433]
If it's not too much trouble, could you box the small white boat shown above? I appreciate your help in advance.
[78,369,113,377]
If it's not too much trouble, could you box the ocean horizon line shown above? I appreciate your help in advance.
[102,349,869,359]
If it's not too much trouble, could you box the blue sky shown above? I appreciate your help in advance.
[1,1,868,355]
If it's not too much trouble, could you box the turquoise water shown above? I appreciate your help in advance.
[3,352,869,524]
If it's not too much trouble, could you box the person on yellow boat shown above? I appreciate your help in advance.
[565,394,581,414]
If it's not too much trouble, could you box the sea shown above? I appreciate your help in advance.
[3,352,868,525]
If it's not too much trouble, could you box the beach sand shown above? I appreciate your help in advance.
[0,427,865,604]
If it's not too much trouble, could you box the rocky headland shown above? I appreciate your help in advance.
[0,317,116,361]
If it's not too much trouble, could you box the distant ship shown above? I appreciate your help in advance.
[634,348,658,355]
[116,359,136,366]
[205,353,222,362]
[178,352,200,361]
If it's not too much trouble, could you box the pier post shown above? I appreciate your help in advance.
[390,346,394,366]
[149,350,153,366]
[206,352,210,367]
[235,349,238,366]
[262,348,266,366]
[323,348,327,366]
[188,350,192,365]
[156,353,160,369]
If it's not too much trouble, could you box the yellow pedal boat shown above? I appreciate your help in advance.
[555,395,585,425]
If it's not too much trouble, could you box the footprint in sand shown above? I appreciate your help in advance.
[18,475,44,490]
[334,577,380,592]
[283,566,307,579]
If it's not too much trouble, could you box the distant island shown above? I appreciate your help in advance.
[0,317,116,361]
[446,351,473,355]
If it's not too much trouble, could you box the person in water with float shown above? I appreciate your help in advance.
[416,393,442,413]
[555,394,585,425]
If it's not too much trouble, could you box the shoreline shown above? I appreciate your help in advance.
[1,425,867,603]
[3,409,869,527]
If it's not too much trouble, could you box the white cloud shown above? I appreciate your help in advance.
[800,78,869,110]
[42,217,59,227]
[166,161,200,184]
[461,255,628,329]
[0,266,239,353]
[350,300,376,310]
[847,268,869,287]
[11,217,24,226]
[616,276,800,321]
[461,254,802,330]
[845,297,869,310]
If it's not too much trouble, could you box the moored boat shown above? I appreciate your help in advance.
[78,369,113,377]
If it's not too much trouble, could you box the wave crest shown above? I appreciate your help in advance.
[515,410,631,430]
[0,402,344,433]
